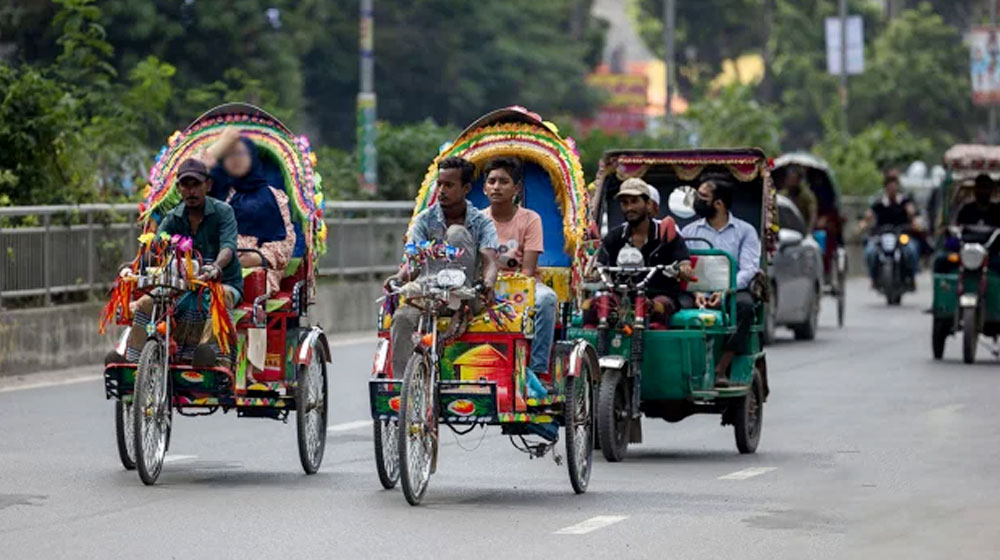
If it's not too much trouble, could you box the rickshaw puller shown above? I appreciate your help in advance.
[384,157,500,379]
[681,180,761,388]
[588,178,694,327]
[106,158,243,369]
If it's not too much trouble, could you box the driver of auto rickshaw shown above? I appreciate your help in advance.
[585,177,695,327]
[778,165,818,231]
[935,173,1000,274]
[383,156,500,381]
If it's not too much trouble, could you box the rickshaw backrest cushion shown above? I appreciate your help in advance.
[259,142,307,258]
[469,163,572,267]
[686,253,733,293]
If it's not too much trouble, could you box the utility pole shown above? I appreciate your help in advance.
[839,0,849,137]
[358,0,378,194]
[992,0,998,144]
[663,0,676,124]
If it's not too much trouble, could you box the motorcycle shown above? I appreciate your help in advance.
[871,225,915,306]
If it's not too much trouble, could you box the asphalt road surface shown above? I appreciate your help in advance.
[2,276,999,559]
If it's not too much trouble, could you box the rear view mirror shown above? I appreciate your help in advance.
[668,186,697,219]
[778,228,804,246]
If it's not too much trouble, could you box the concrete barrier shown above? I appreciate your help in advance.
[0,278,384,377]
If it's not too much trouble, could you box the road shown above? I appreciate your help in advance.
[2,276,999,559]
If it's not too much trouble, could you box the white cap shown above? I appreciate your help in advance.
[647,184,660,207]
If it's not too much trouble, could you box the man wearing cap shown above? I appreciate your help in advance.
[646,184,661,217]
[108,158,243,368]
[589,177,694,325]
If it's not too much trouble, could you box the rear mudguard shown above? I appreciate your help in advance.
[294,326,331,366]
[564,339,599,379]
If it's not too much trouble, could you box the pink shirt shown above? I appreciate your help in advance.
[482,206,544,274]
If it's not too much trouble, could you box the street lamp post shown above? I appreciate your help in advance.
[358,0,378,195]
[663,0,676,124]
[839,0,849,137]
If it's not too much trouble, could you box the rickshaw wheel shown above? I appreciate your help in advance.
[398,352,434,506]
[597,368,630,462]
[373,416,400,489]
[134,339,169,485]
[836,270,846,328]
[963,308,979,365]
[296,340,328,474]
[565,346,594,494]
[733,367,763,454]
[115,399,136,470]
[932,318,948,360]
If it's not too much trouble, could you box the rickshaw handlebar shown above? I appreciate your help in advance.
[596,263,680,291]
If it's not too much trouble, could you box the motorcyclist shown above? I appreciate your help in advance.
[859,169,921,289]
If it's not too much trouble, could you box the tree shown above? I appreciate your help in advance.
[849,3,978,153]
[686,84,782,155]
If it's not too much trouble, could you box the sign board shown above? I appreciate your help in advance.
[580,71,649,134]
[357,92,378,194]
[970,27,1000,106]
[825,16,864,76]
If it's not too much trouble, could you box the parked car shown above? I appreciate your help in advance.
[764,195,824,343]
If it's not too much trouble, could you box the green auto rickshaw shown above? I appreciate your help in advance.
[931,144,1000,364]
[568,149,775,461]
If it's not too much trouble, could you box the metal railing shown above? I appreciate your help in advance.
[0,201,415,307]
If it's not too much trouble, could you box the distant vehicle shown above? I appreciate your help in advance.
[764,195,824,342]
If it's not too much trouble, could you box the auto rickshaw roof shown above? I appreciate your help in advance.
[773,152,832,175]
[411,106,588,259]
[943,144,1000,172]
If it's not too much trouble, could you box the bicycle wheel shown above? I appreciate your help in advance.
[565,346,594,494]
[373,417,400,489]
[134,339,170,485]
[114,399,136,470]
[398,352,435,506]
[296,338,328,474]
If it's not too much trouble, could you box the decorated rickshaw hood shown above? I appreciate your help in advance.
[591,148,778,258]
[411,106,588,258]
[144,103,326,255]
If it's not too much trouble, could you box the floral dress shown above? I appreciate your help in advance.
[227,186,297,296]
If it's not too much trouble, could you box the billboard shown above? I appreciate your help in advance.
[580,71,649,134]
[971,27,1000,106]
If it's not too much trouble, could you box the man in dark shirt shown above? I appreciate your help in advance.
[591,178,694,324]
[957,174,1000,228]
[860,169,920,286]
[108,158,243,369]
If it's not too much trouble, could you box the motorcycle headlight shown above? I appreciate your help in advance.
[616,246,644,267]
[435,268,467,289]
[960,244,987,270]
[899,233,910,245]
[880,233,897,251]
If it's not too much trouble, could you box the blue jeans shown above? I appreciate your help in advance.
[530,281,558,375]
[865,238,919,280]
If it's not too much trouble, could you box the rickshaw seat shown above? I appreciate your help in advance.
[669,308,725,329]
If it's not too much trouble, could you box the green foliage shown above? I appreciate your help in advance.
[686,84,782,155]
[850,3,976,155]
[315,119,457,201]
[816,120,932,196]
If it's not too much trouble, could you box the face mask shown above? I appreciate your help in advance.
[694,199,716,218]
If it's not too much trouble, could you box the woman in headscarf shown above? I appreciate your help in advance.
[202,128,296,297]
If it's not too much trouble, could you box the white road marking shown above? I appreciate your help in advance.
[0,375,102,393]
[163,454,197,463]
[554,515,628,535]
[718,467,777,480]
[327,420,371,433]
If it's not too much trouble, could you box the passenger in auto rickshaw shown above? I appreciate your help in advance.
[107,158,243,369]
[777,165,818,231]
[383,156,501,379]
[681,179,761,387]
[480,157,558,398]
[201,128,297,297]
[587,177,695,326]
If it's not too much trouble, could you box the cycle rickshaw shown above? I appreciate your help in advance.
[773,152,847,328]
[369,106,598,505]
[571,148,773,461]
[101,103,331,484]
